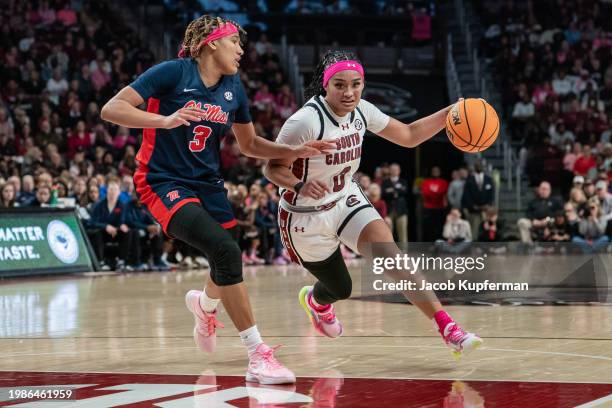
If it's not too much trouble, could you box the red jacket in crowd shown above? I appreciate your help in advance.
[421,177,449,209]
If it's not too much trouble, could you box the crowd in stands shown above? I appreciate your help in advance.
[3,0,610,276]
[0,0,301,270]
[474,0,612,252]
[416,162,500,249]
[164,0,434,48]
[517,177,611,253]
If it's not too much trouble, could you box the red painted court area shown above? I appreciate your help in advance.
[1,371,611,407]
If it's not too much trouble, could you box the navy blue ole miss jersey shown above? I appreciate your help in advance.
[130,58,251,186]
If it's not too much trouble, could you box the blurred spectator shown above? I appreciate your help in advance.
[511,93,535,139]
[31,185,51,207]
[568,186,588,218]
[436,208,472,254]
[254,192,286,264]
[88,178,139,270]
[595,180,612,221]
[381,163,408,244]
[573,145,597,177]
[67,121,93,159]
[517,181,564,243]
[0,182,16,208]
[461,162,495,236]
[126,194,166,270]
[411,7,432,43]
[6,176,21,202]
[583,179,596,200]
[477,206,504,243]
[0,107,14,140]
[447,167,467,209]
[421,166,448,241]
[119,175,134,204]
[545,210,573,243]
[46,68,68,105]
[229,184,264,265]
[367,183,392,230]
[72,177,88,206]
[18,175,36,206]
[550,121,575,146]
[572,198,609,253]
[254,83,275,110]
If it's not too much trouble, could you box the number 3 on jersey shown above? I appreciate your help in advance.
[332,166,351,192]
[189,125,212,152]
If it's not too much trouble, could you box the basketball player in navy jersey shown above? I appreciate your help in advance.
[101,15,332,384]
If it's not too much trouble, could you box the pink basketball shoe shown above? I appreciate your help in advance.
[185,290,224,353]
[440,321,483,359]
[246,344,296,385]
[298,286,343,338]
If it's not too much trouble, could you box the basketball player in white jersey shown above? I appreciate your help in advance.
[264,50,482,358]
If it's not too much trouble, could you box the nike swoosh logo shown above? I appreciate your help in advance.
[183,88,197,92]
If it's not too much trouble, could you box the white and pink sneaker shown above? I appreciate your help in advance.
[440,321,483,359]
[242,252,254,265]
[185,290,224,353]
[298,286,343,338]
[246,344,296,385]
[273,256,288,265]
[248,252,266,265]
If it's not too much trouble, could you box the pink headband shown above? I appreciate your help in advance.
[178,22,239,57]
[323,60,364,87]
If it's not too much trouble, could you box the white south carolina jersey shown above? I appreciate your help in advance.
[276,95,390,208]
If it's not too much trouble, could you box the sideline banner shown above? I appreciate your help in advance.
[0,208,96,277]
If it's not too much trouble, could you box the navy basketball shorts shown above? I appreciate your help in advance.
[134,170,236,234]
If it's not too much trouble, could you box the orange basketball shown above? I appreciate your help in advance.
[445,98,499,153]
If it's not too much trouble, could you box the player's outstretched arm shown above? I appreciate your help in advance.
[101,86,208,129]
[232,122,334,159]
[377,99,462,148]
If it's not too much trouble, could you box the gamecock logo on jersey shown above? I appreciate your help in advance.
[184,100,229,124]
[166,190,180,202]
[354,119,363,130]
[346,194,360,207]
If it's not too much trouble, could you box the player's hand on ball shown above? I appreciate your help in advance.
[162,107,208,128]
[300,180,330,200]
[449,98,464,112]
[292,140,336,158]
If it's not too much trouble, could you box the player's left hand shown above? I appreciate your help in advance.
[120,224,129,233]
[292,140,336,158]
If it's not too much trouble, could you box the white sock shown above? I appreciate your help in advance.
[199,288,220,313]
[239,325,263,356]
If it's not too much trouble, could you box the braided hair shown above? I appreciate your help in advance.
[304,50,362,100]
[179,15,246,58]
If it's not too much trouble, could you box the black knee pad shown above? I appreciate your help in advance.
[209,238,243,286]
[304,247,352,303]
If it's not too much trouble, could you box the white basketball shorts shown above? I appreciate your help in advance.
[278,181,382,263]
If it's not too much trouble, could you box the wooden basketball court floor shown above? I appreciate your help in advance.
[1,263,612,407]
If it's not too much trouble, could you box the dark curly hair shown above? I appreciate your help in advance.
[304,50,362,100]
[179,15,247,58]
